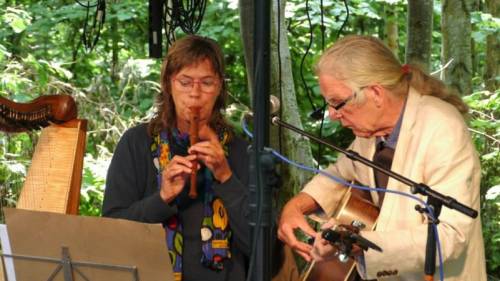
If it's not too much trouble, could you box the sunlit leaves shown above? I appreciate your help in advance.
[464,91,500,114]
[471,11,500,42]
[3,7,32,33]
[0,44,10,64]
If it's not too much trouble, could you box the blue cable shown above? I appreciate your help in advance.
[241,117,445,280]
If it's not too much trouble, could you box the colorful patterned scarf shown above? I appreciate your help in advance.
[151,129,232,281]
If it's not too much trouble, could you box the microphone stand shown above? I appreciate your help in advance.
[271,116,478,280]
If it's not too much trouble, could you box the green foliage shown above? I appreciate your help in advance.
[0,131,36,222]
[471,11,500,42]
[198,1,249,106]
[464,90,500,277]
[2,7,31,34]
[483,190,500,278]
[79,156,109,216]
[463,91,500,194]
[0,1,498,278]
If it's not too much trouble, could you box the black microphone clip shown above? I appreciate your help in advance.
[321,225,382,256]
[309,103,326,120]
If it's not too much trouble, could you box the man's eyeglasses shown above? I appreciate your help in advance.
[173,76,219,93]
[326,92,357,111]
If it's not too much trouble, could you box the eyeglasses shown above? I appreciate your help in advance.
[326,92,357,111]
[325,85,370,112]
[173,76,219,93]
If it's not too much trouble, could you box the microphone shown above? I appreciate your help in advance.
[309,103,326,120]
[245,95,281,117]
[322,228,382,253]
[269,95,281,115]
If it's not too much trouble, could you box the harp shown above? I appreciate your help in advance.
[0,95,87,215]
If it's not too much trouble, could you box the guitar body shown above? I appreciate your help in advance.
[304,188,379,281]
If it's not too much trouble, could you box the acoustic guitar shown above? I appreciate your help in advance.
[302,187,379,281]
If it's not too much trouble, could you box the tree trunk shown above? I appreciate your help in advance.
[384,4,399,57]
[270,0,314,207]
[441,0,474,96]
[406,0,433,71]
[485,0,499,91]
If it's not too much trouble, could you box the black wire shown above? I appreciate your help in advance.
[277,0,283,156]
[164,0,207,49]
[320,0,325,50]
[75,0,98,8]
[164,2,178,47]
[317,0,327,170]
[299,0,317,112]
[315,0,350,167]
[338,0,350,40]
[79,0,106,52]
[177,0,206,34]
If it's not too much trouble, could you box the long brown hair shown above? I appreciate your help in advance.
[148,35,232,136]
[316,35,468,115]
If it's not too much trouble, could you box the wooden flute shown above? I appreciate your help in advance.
[188,107,201,199]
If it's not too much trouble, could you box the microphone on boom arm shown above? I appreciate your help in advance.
[321,225,382,262]
[245,95,281,118]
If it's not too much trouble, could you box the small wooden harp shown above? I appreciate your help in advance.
[0,94,77,132]
[188,106,201,199]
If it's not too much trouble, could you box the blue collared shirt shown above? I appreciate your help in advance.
[376,99,407,149]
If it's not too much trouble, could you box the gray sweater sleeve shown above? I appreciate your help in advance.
[214,137,251,257]
[102,124,178,223]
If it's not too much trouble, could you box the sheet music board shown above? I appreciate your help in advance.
[4,208,173,281]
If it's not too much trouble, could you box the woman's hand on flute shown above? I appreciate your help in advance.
[188,125,232,183]
[160,155,197,203]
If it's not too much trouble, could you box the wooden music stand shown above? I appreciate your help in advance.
[1,208,174,281]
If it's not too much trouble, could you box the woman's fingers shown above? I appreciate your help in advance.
[162,155,199,185]
[169,155,196,168]
[164,166,192,179]
[189,141,222,160]
[188,140,232,182]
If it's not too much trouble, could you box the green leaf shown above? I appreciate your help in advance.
[3,7,32,33]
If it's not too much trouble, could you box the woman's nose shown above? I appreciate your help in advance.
[189,83,202,97]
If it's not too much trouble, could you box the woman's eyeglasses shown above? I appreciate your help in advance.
[173,76,218,93]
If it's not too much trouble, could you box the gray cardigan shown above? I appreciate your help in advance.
[102,123,250,281]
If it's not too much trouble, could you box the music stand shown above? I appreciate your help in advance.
[1,208,174,281]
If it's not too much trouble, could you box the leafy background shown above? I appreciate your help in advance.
[0,0,498,278]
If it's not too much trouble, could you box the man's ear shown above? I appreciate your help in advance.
[368,84,385,108]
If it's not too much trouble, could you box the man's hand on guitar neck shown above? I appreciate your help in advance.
[277,193,319,262]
